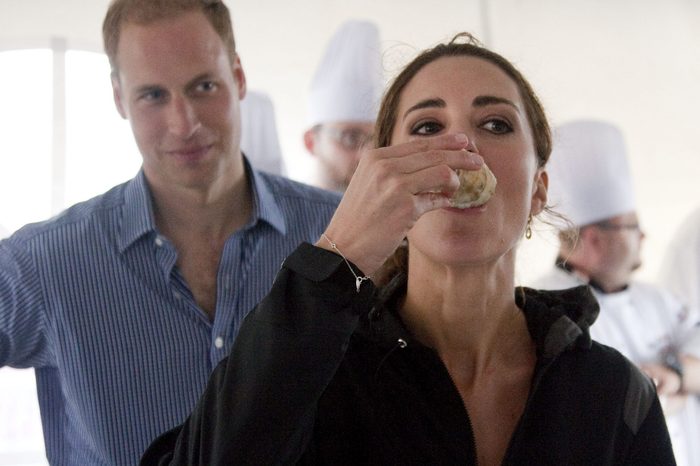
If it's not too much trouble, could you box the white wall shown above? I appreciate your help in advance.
[1,0,699,283]
[0,1,698,462]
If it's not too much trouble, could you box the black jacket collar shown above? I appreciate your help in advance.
[362,272,599,359]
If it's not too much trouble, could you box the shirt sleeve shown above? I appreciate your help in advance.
[0,237,52,368]
[680,322,700,358]
[621,362,677,465]
[658,209,700,312]
[140,242,375,466]
[669,293,700,358]
[624,394,677,465]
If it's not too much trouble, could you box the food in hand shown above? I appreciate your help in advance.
[449,163,497,208]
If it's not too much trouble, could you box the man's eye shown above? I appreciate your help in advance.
[482,119,512,134]
[411,121,443,136]
[197,81,217,92]
[339,130,371,150]
[141,89,165,101]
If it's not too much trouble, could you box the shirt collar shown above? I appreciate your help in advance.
[117,158,287,253]
[244,155,287,236]
[118,170,157,253]
[365,271,597,357]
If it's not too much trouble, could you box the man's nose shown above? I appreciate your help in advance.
[167,96,201,138]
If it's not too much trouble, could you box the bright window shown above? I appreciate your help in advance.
[0,46,140,234]
[64,50,140,206]
[0,44,141,466]
[0,49,53,233]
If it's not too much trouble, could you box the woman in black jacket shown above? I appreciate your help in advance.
[142,33,675,466]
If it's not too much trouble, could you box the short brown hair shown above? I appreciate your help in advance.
[102,0,236,76]
[375,32,551,168]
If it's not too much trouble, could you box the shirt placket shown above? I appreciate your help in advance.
[209,232,247,366]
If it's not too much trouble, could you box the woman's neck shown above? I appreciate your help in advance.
[399,253,529,373]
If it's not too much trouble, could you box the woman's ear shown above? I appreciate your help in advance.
[530,168,548,216]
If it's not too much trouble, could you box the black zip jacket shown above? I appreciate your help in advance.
[142,243,675,465]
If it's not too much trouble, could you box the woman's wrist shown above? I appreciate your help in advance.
[319,233,372,293]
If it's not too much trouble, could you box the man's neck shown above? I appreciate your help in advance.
[149,170,253,242]
[555,256,628,294]
[313,164,345,192]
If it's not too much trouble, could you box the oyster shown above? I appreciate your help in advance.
[449,163,497,208]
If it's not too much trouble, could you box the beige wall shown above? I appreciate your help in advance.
[1,0,698,284]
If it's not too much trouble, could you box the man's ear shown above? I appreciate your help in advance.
[232,55,247,101]
[303,129,317,155]
[581,225,603,255]
[530,168,548,216]
[112,75,127,119]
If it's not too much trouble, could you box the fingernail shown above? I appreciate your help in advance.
[454,133,468,143]
[472,154,484,165]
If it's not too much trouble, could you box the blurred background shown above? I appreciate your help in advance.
[1,0,699,463]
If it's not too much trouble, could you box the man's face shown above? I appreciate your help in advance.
[307,121,374,191]
[592,211,645,285]
[112,11,246,192]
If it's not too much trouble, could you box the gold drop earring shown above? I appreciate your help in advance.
[525,214,533,240]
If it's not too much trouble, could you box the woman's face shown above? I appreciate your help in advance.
[390,56,547,268]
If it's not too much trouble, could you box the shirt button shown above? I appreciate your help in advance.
[173,291,182,301]
[214,337,224,349]
[155,236,164,247]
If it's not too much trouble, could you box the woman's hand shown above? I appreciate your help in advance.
[317,133,483,277]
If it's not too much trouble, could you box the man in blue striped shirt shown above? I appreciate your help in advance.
[0,1,340,464]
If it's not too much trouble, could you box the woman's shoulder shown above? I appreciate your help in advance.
[577,340,659,435]
[515,286,599,359]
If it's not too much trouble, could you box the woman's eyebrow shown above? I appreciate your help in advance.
[472,95,520,112]
[403,98,446,119]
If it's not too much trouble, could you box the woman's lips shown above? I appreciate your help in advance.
[443,204,488,214]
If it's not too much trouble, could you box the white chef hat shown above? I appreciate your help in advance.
[0,224,8,239]
[546,119,637,228]
[306,20,383,128]
[240,90,287,176]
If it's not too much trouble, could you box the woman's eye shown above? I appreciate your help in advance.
[482,119,512,134]
[411,121,443,136]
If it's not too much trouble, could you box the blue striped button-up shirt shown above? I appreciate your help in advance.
[0,165,340,465]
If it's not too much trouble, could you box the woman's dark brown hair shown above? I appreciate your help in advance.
[375,32,551,166]
[374,33,553,285]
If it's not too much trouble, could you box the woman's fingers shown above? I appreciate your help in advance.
[369,134,483,175]
[376,133,469,159]
[319,134,484,276]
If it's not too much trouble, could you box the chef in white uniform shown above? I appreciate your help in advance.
[240,90,287,177]
[533,119,700,466]
[303,20,384,192]
[659,207,700,311]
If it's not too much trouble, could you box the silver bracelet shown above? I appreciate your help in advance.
[321,233,371,293]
